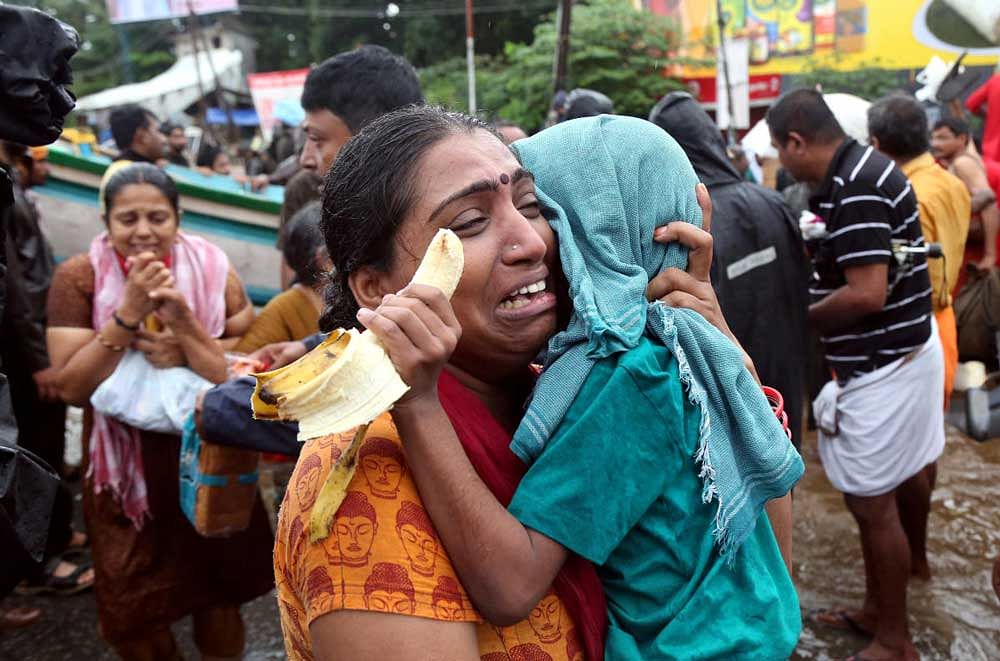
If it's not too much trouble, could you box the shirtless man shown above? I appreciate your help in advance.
[931,117,999,272]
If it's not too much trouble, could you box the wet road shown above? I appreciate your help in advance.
[3,410,999,659]
[0,590,284,660]
[792,407,1000,660]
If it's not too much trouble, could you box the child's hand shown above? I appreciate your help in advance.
[646,183,759,381]
[647,183,723,330]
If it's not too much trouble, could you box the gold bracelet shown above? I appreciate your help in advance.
[95,332,126,352]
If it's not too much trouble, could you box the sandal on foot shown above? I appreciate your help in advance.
[15,555,94,596]
[0,606,42,631]
[58,547,91,564]
[810,608,873,637]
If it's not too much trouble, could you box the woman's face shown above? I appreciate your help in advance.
[105,183,179,261]
[389,130,559,378]
[212,151,231,175]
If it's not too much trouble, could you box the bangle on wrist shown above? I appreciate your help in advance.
[113,311,140,331]
[95,332,126,352]
[761,386,792,441]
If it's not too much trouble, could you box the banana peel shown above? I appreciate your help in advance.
[250,329,351,421]
[250,228,464,542]
[308,424,368,543]
[251,328,409,440]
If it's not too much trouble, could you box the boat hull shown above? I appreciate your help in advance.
[35,147,283,306]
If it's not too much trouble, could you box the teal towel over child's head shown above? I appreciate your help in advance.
[510,115,803,561]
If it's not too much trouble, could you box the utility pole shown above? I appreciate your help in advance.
[308,0,323,64]
[187,2,236,144]
[465,0,476,114]
[715,0,737,145]
[185,8,225,148]
[116,24,135,84]
[553,0,573,95]
[186,15,208,114]
[195,22,238,142]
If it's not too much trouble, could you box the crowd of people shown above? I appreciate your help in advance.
[2,4,1000,660]
[94,105,301,193]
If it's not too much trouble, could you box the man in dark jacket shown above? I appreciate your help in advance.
[650,92,809,447]
[1,144,84,591]
[0,3,79,624]
[1,144,58,403]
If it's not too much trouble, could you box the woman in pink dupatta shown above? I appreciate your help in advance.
[46,163,274,660]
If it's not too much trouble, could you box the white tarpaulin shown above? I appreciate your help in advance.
[716,38,750,131]
[741,93,872,160]
[75,49,243,119]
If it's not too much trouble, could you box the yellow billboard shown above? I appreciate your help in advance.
[644,0,1000,77]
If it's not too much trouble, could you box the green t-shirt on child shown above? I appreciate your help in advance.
[509,337,801,660]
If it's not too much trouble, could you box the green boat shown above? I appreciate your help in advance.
[35,143,282,306]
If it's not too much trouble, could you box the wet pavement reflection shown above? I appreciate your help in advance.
[792,407,1000,660]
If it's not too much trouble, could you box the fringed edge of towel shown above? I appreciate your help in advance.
[661,311,743,566]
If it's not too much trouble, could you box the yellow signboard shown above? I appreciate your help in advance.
[646,0,1000,77]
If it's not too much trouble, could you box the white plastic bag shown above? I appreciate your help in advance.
[91,350,213,434]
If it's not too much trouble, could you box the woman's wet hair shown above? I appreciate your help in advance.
[282,201,326,287]
[278,168,323,245]
[319,105,499,331]
[103,162,180,219]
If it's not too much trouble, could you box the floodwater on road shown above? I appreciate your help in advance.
[792,413,1000,660]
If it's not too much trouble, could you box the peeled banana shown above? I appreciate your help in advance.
[410,227,465,302]
[251,228,464,441]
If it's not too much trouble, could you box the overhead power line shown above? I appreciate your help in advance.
[238,1,557,19]
[72,25,178,77]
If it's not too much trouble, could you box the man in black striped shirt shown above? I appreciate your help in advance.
[769,89,942,661]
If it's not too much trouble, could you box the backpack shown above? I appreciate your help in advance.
[954,267,1000,364]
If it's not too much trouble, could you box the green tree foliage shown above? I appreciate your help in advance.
[242,0,554,72]
[25,0,686,132]
[422,0,688,132]
[23,0,551,98]
[399,1,556,68]
[24,0,178,97]
[790,56,907,102]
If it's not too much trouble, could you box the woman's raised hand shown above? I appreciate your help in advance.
[149,286,192,327]
[117,252,175,325]
[356,283,462,406]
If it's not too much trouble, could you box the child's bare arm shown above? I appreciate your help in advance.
[765,494,793,575]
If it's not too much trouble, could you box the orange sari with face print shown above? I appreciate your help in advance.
[273,411,590,661]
